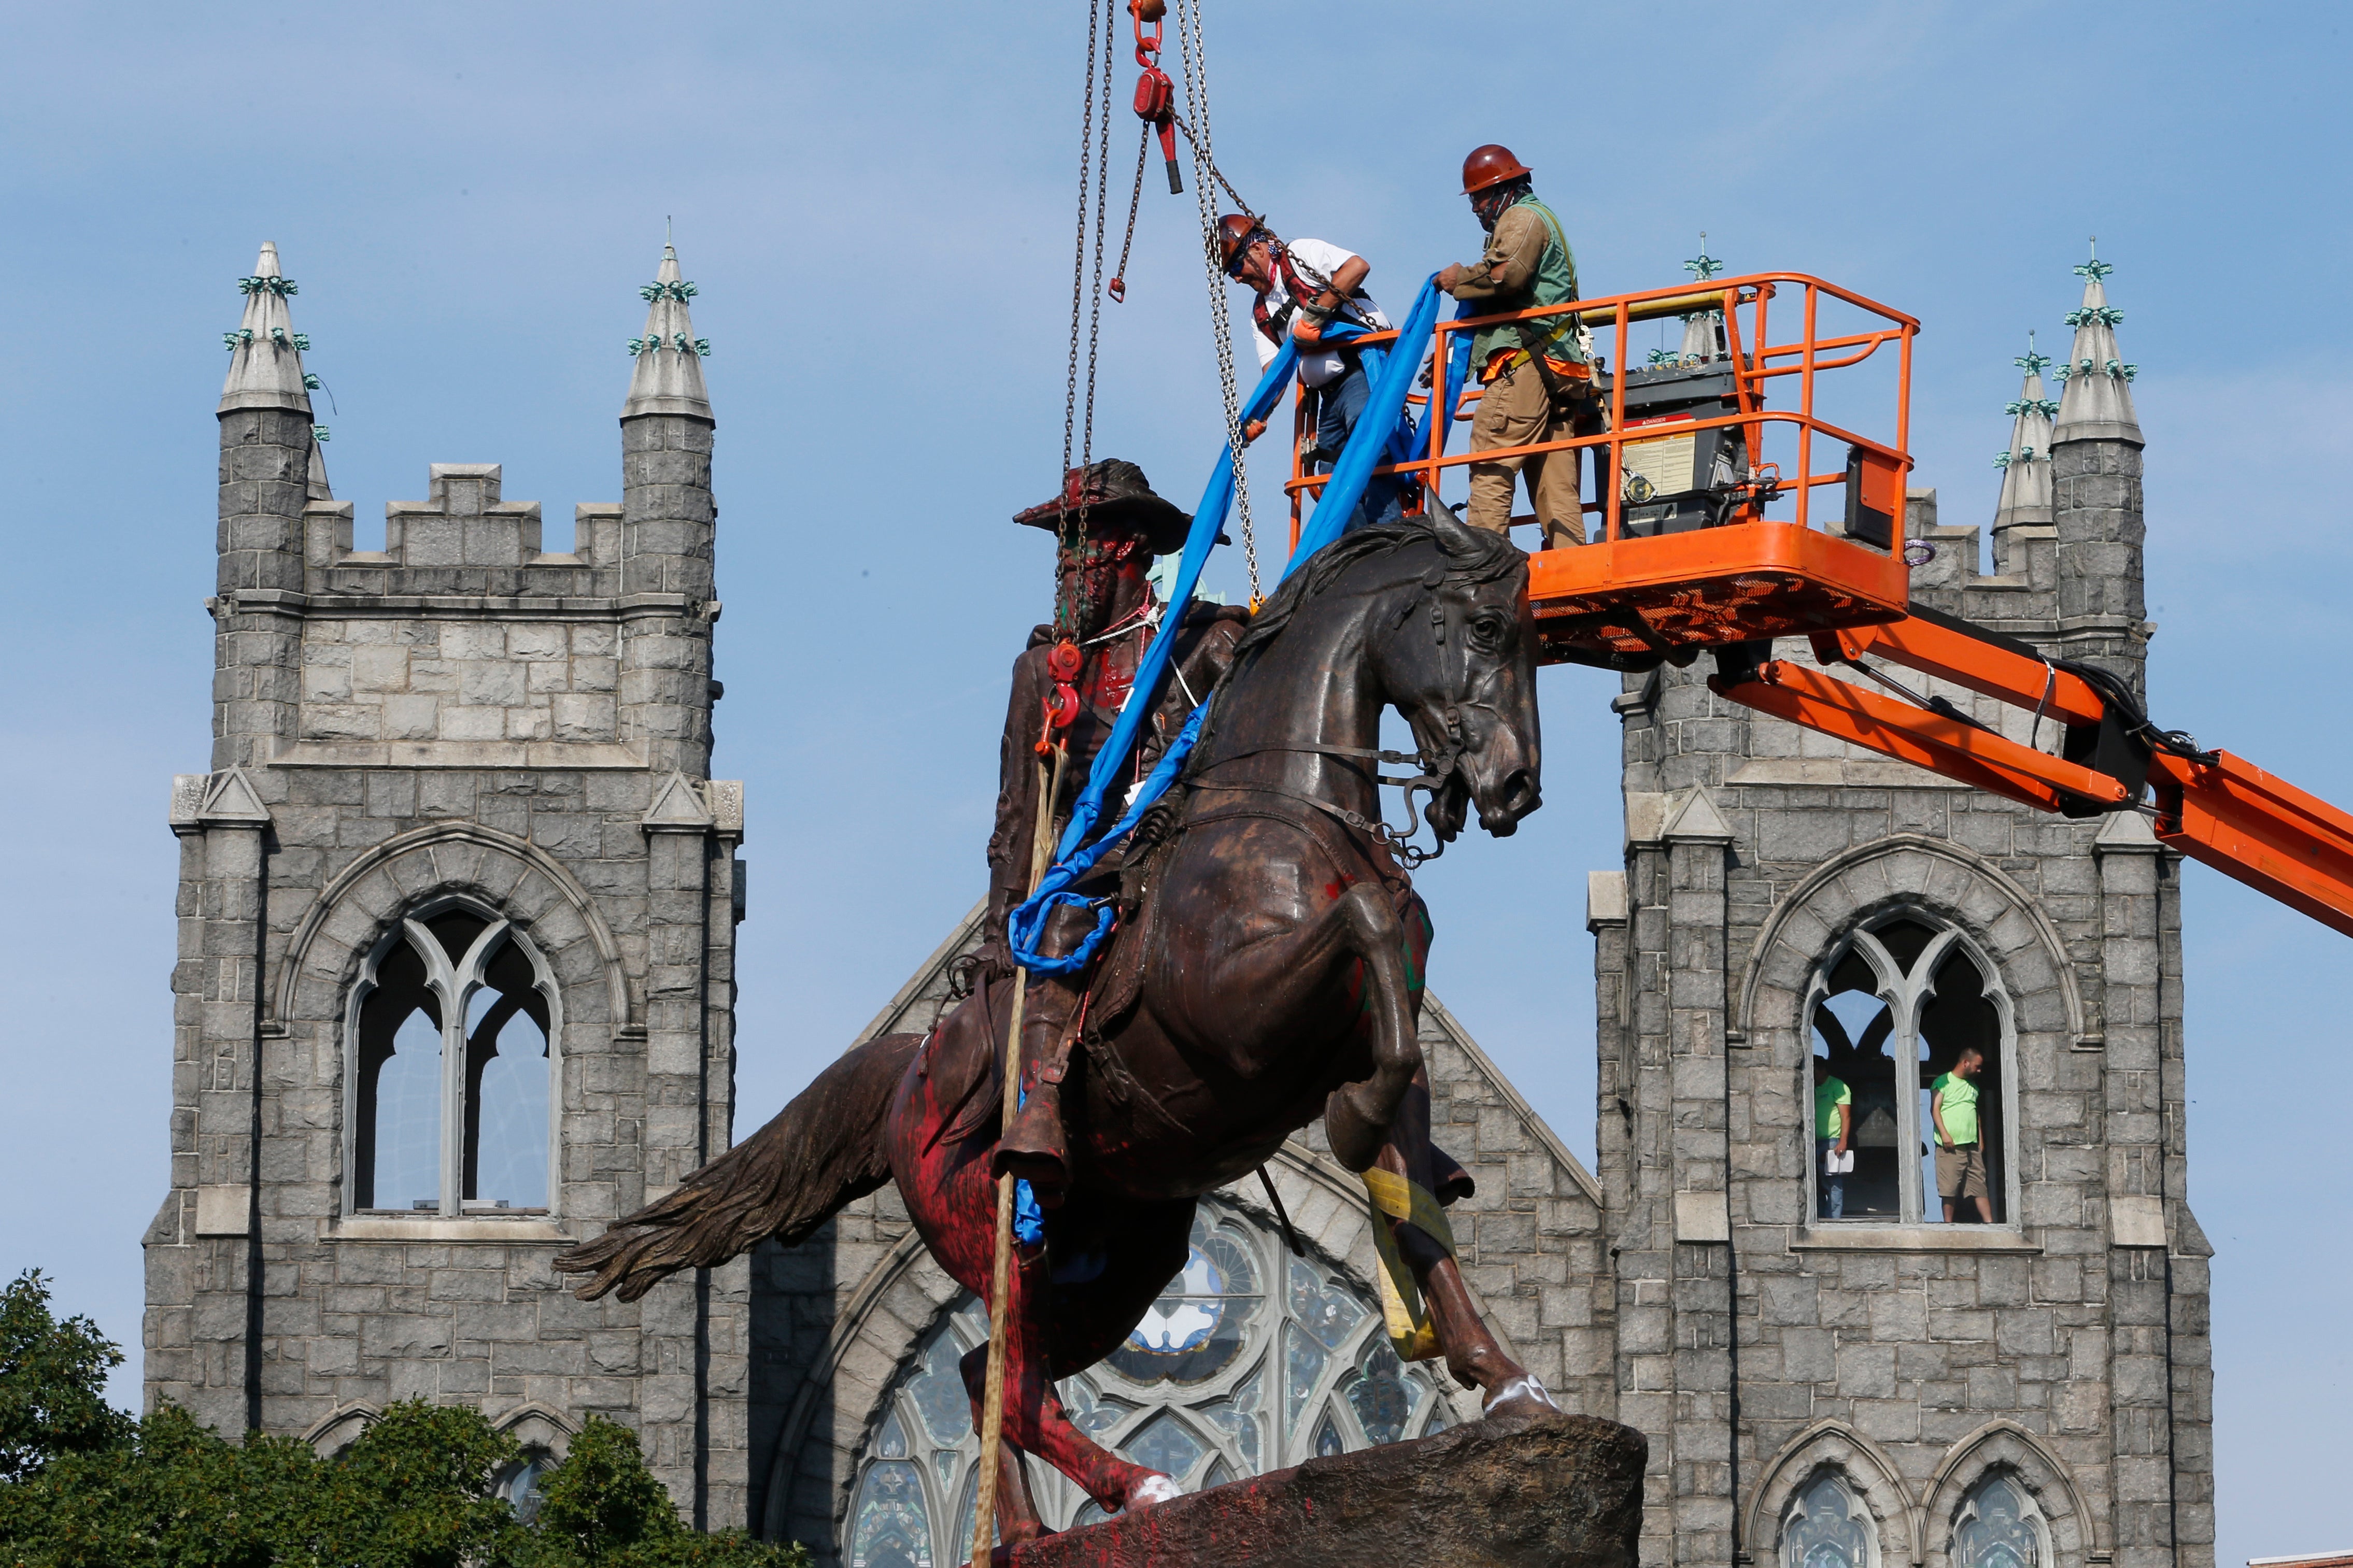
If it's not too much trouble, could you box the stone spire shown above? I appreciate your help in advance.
[1669,240,1729,364]
[1992,333,2058,533]
[306,434,333,502]
[2051,243,2141,446]
[617,237,718,774]
[622,244,712,420]
[2048,243,2148,691]
[218,242,316,416]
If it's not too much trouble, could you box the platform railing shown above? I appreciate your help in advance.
[1281,272,1919,552]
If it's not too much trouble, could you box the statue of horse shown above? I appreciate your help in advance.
[555,510,1548,1541]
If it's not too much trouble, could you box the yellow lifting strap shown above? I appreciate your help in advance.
[1360,1166,1456,1363]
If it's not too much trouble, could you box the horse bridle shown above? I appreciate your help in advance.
[1188,734,1462,868]
[1183,556,1498,867]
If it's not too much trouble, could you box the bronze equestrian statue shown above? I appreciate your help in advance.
[556,504,1549,1543]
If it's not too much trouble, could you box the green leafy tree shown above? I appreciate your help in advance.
[522,1414,804,1568]
[0,1272,130,1482]
[0,1273,806,1568]
[299,1400,529,1567]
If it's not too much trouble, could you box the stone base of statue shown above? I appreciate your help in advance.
[1000,1409,1647,1568]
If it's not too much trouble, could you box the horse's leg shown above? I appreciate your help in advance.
[1378,1073,1560,1418]
[1314,883,1423,1172]
[958,1244,1173,1519]
[893,995,1183,1523]
[956,1343,1047,1545]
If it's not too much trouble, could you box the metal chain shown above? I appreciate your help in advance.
[1168,111,1254,218]
[1171,0,1259,605]
[1056,0,1115,634]
[1081,0,1115,478]
[1110,121,1149,301]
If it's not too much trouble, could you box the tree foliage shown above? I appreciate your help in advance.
[0,1272,130,1483]
[0,1272,807,1568]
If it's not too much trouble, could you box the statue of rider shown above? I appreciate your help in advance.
[979,459,1246,1204]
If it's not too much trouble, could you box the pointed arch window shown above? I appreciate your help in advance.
[1951,1471,2051,1568]
[347,904,559,1217]
[1782,1470,1880,1568]
[1807,914,2012,1228]
[844,1196,1459,1542]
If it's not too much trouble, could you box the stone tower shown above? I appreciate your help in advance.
[1587,252,2211,1568]
[143,242,754,1526]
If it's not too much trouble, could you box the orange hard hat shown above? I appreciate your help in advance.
[1461,144,1533,194]
[1217,212,1269,273]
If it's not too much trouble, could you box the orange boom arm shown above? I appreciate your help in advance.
[1711,608,2353,938]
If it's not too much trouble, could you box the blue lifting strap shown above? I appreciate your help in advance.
[1008,274,1451,983]
[1003,275,1451,1245]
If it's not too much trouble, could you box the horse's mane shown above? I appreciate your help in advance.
[1225,512,1524,668]
[1180,514,1524,779]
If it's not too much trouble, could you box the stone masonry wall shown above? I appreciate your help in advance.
[1593,486,2210,1568]
[149,434,752,1525]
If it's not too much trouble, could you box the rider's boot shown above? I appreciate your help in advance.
[993,972,1081,1205]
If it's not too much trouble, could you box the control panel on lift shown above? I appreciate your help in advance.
[1605,352,1751,538]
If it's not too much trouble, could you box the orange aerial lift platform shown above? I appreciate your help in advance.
[1278,272,2353,938]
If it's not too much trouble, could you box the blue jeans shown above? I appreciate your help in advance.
[1817,1137,1846,1219]
[1313,360,1405,533]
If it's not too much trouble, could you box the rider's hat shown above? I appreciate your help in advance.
[1013,459,1194,557]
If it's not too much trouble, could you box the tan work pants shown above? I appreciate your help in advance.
[1466,360,1584,547]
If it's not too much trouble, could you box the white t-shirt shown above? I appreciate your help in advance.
[1248,237,1391,389]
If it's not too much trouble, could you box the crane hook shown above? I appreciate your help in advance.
[1129,0,1181,195]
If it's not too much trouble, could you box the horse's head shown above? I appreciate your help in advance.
[1377,508,1543,839]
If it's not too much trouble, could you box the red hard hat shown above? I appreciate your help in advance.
[1217,212,1268,271]
[1461,144,1533,194]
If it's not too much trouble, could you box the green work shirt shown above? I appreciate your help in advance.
[1814,1075,1851,1139]
[1468,196,1586,369]
[1933,1072,1981,1145]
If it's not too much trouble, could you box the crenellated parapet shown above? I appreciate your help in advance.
[302,464,626,597]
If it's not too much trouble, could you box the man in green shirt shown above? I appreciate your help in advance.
[1436,143,1600,549]
[1812,1057,1852,1219]
[1932,1046,1992,1223]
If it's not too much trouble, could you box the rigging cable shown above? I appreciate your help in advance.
[1055,0,1121,634]
[1170,0,1260,605]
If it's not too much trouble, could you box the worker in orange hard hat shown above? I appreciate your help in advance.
[1435,145,1601,549]
[1218,213,1405,533]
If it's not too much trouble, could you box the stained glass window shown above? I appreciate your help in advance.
[497,1449,552,1524]
[1782,1471,1876,1568]
[1345,1342,1413,1446]
[841,1194,1462,1540]
[1952,1473,2048,1568]
[849,1455,933,1568]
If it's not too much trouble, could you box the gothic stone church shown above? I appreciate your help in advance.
[146,243,2211,1568]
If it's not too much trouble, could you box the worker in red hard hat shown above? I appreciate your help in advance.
[1435,145,1600,549]
[1218,213,1405,533]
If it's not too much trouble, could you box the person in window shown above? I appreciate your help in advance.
[1932,1045,1993,1223]
[1217,215,1404,533]
[1813,1057,1853,1219]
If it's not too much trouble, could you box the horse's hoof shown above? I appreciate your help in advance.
[1481,1372,1560,1419]
[1124,1473,1183,1510]
[1322,1085,1385,1172]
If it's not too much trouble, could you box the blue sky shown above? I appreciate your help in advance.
[2,3,2346,1560]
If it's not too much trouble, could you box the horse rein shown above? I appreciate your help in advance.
[1188,739,1460,868]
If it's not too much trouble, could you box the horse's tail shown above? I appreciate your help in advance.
[554,1030,921,1302]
